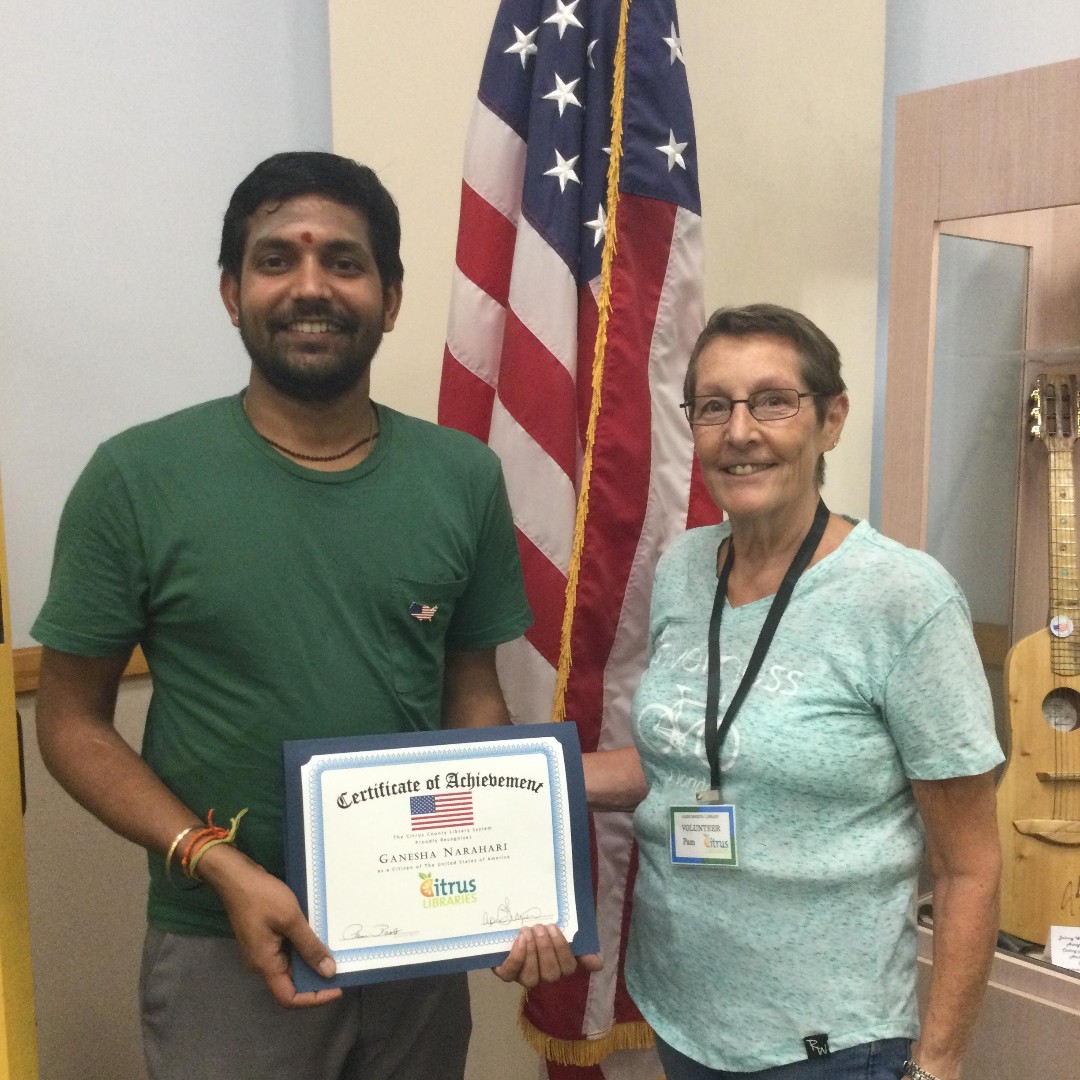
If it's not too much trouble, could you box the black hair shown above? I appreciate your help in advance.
[219,151,403,288]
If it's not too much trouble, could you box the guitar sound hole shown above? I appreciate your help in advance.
[1041,687,1080,733]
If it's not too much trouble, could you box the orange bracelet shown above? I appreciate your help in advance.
[179,808,249,881]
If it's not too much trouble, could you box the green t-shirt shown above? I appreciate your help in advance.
[33,395,532,935]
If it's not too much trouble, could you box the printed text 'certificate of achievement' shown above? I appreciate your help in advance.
[283,723,597,989]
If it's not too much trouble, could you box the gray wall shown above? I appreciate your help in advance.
[871,0,1080,524]
[0,0,333,647]
[1,3,332,1076]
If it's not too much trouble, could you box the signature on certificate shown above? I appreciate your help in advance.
[480,898,547,927]
[340,924,419,941]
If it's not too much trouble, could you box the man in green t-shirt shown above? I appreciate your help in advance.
[33,152,591,1080]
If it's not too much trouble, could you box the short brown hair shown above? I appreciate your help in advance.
[684,303,846,422]
[684,303,847,487]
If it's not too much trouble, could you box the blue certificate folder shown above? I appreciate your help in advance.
[283,722,598,990]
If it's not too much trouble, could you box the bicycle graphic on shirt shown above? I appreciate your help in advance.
[637,683,740,771]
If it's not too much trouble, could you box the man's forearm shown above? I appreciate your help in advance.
[442,647,511,728]
[36,649,201,856]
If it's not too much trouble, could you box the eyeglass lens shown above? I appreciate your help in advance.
[686,389,803,424]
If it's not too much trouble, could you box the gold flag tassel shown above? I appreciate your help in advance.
[518,1009,656,1067]
[520,0,656,1065]
[551,0,629,726]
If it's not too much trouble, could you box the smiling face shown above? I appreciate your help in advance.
[219,194,402,403]
[692,333,848,527]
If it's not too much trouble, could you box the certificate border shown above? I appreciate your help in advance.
[308,742,569,964]
[283,722,597,989]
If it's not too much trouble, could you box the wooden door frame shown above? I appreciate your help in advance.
[0,469,38,1078]
[882,57,1080,546]
[883,57,1080,1064]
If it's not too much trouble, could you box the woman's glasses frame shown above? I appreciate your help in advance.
[681,389,820,426]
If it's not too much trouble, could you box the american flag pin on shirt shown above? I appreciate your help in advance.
[409,603,438,621]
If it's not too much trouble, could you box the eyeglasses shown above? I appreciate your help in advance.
[681,389,819,426]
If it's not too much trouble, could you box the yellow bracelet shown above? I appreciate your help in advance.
[185,808,249,881]
[187,835,232,880]
[164,826,198,882]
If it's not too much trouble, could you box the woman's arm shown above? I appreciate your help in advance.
[908,770,1001,1080]
[490,747,646,981]
[582,746,648,811]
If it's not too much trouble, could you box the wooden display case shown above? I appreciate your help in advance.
[884,58,1080,1073]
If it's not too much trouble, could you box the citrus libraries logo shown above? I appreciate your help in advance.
[418,871,477,908]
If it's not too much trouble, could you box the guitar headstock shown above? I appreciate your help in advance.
[1030,374,1080,451]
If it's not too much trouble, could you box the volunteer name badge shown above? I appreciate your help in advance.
[283,723,597,989]
[669,804,738,866]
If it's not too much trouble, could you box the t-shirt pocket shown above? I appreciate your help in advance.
[389,575,468,699]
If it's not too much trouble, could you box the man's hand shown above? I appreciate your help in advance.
[492,924,603,987]
[197,844,342,1008]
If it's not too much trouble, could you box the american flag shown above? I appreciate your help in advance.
[409,603,438,622]
[409,792,474,831]
[439,0,714,1074]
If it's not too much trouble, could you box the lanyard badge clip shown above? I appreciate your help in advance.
[669,500,830,870]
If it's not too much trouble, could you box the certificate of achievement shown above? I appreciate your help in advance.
[283,723,597,990]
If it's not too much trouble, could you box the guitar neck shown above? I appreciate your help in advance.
[1047,446,1080,675]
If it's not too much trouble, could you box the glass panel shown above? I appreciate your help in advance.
[927,234,1029,628]
[929,234,1080,974]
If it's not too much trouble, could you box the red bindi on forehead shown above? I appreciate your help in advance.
[300,231,314,243]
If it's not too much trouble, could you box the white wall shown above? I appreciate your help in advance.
[330,0,887,523]
[870,0,1080,523]
[0,0,333,647]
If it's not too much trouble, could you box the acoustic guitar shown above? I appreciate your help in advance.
[998,374,1080,945]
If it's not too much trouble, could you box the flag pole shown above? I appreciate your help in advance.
[523,0,657,1066]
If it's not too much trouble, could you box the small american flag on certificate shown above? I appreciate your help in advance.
[409,792,474,831]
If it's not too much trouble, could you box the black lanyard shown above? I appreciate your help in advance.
[701,498,830,800]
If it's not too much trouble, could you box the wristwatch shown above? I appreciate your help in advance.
[903,1061,943,1080]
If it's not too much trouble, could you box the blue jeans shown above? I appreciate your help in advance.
[655,1036,911,1080]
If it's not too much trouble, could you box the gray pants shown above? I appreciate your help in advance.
[139,928,471,1080]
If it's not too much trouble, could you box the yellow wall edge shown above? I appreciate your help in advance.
[0,470,39,1079]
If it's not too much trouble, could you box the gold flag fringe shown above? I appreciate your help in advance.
[550,0,632,725]
[519,1008,655,1067]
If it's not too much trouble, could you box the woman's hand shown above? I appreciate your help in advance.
[492,924,603,987]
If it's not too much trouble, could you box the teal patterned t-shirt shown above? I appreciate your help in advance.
[625,519,1002,1072]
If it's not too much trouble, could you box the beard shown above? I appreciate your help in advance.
[239,301,386,403]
